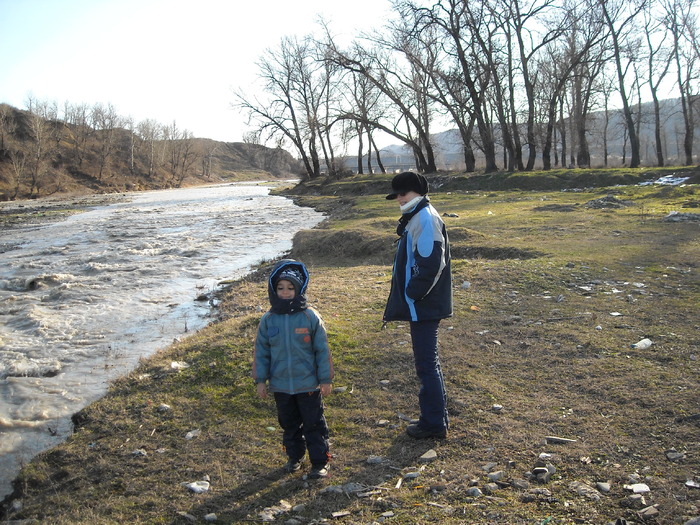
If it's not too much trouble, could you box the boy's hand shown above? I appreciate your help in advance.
[320,383,332,396]
[256,382,268,398]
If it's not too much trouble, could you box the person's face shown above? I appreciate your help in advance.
[276,279,296,299]
[396,190,422,206]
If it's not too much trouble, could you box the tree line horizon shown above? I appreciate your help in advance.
[2,0,699,196]
[235,0,700,178]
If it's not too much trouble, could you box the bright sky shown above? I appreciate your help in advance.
[0,0,393,143]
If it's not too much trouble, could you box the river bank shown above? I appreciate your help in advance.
[2,175,699,524]
[0,193,132,229]
[0,182,323,505]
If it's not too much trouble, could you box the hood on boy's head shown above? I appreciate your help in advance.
[274,267,305,294]
[269,259,309,293]
[267,259,309,313]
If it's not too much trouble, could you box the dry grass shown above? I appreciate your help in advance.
[2,177,699,524]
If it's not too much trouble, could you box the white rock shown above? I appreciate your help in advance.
[625,483,650,494]
[419,449,438,462]
[631,338,653,349]
[183,480,210,493]
[184,429,201,440]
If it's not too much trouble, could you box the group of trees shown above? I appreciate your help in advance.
[0,98,219,199]
[236,0,700,178]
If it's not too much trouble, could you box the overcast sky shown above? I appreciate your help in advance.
[0,0,393,144]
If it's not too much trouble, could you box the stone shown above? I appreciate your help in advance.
[487,470,505,482]
[638,505,660,519]
[665,449,686,462]
[419,449,438,463]
[482,461,498,472]
[569,481,601,501]
[624,483,650,494]
[596,482,611,493]
[465,487,482,497]
[621,494,646,509]
[482,482,499,494]
[511,479,530,490]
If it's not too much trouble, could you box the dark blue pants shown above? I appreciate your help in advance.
[410,320,448,432]
[274,391,330,467]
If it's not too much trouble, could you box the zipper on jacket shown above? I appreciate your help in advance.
[284,314,294,393]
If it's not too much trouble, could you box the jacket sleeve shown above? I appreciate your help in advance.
[309,309,334,384]
[406,211,447,301]
[252,314,271,383]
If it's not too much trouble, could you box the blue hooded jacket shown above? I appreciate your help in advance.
[253,260,333,394]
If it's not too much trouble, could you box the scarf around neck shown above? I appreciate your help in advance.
[396,196,429,236]
[269,294,307,315]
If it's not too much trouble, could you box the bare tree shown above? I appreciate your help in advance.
[662,0,699,165]
[340,68,388,174]
[396,0,499,172]
[0,104,16,152]
[62,102,93,167]
[25,96,60,196]
[642,3,674,166]
[324,27,439,173]
[163,121,200,187]
[235,35,332,179]
[3,112,29,199]
[537,0,605,170]
[495,0,569,170]
[90,102,121,180]
[598,0,647,168]
[137,119,161,179]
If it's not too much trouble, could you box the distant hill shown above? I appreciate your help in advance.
[0,104,303,200]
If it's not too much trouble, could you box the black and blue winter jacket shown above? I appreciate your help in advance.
[383,197,453,322]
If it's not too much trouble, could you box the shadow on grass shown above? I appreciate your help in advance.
[180,427,455,524]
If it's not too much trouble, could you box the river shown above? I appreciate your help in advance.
[0,182,324,499]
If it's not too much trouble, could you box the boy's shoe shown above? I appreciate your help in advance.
[284,459,302,473]
[406,424,447,439]
[308,464,329,479]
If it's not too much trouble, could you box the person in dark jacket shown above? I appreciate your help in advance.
[253,259,334,478]
[384,172,452,439]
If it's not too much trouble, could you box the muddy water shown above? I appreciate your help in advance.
[0,183,323,498]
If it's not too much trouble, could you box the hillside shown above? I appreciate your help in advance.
[0,103,303,200]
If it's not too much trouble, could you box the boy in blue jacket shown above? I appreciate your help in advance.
[253,259,333,478]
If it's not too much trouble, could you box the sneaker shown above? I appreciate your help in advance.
[406,424,447,439]
[308,464,329,479]
[284,459,302,473]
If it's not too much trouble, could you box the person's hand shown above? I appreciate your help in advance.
[320,383,332,396]
[256,382,268,398]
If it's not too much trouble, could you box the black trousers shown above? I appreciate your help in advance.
[274,391,330,467]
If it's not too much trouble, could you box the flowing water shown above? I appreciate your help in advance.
[0,183,324,499]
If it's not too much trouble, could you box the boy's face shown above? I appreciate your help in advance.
[276,279,296,300]
[396,190,421,206]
